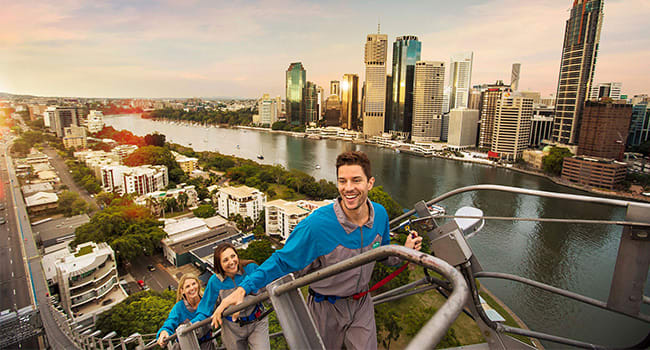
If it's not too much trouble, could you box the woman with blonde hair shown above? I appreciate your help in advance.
[192,242,269,350]
[156,274,214,349]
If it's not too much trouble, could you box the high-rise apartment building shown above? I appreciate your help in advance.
[552,0,604,145]
[479,81,512,149]
[50,107,79,138]
[259,94,279,126]
[449,52,474,110]
[304,81,319,125]
[412,61,445,143]
[578,101,632,161]
[388,35,421,136]
[330,81,341,98]
[511,63,521,91]
[86,110,104,133]
[363,33,388,137]
[491,95,534,161]
[340,74,359,130]
[589,82,622,101]
[286,62,306,125]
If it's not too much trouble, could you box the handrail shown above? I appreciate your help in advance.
[160,245,469,349]
[390,184,650,226]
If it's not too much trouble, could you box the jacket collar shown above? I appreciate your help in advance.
[333,198,375,234]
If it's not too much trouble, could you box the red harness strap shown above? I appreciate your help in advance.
[352,262,409,300]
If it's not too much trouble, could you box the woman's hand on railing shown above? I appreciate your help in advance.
[212,287,246,328]
[156,330,169,348]
[405,231,423,251]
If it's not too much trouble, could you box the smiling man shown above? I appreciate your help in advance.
[210,151,422,349]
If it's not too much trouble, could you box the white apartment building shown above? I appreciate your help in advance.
[217,185,266,222]
[55,242,126,322]
[412,61,445,143]
[101,164,168,195]
[448,52,474,110]
[111,144,139,162]
[265,199,330,240]
[362,32,388,137]
[86,110,105,133]
[491,95,534,161]
[447,108,479,150]
[259,94,279,126]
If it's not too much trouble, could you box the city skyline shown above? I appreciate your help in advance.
[1,0,648,99]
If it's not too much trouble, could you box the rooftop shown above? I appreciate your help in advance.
[33,214,90,246]
[219,185,262,199]
[25,191,58,207]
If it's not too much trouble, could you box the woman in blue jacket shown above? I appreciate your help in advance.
[193,242,269,350]
[156,274,213,349]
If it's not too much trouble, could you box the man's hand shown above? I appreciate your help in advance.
[405,230,423,251]
[211,287,246,329]
[157,330,169,347]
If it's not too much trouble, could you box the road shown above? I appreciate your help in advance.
[128,255,178,292]
[0,140,40,349]
[42,147,97,212]
[2,136,78,349]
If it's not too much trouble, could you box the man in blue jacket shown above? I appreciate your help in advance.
[210,151,422,349]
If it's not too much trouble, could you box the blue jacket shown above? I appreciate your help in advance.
[192,263,261,324]
[238,199,396,297]
[157,300,199,338]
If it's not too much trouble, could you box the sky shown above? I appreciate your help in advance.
[1,0,648,99]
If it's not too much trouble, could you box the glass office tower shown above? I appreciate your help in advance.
[286,62,306,125]
[388,36,421,137]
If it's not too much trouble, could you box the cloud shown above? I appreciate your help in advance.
[1,0,648,98]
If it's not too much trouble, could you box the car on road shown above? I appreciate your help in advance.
[0,217,5,224]
[0,203,5,210]
[147,264,156,272]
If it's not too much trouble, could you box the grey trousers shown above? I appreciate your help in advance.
[307,293,377,350]
[221,316,270,350]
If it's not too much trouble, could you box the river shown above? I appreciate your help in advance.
[105,114,649,348]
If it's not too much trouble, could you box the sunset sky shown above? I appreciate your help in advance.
[1,0,648,99]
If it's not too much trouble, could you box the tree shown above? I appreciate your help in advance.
[369,186,403,220]
[375,304,402,349]
[177,192,189,211]
[72,204,166,262]
[144,132,166,147]
[193,204,216,218]
[542,147,573,175]
[95,290,176,338]
[237,239,275,264]
[58,191,87,216]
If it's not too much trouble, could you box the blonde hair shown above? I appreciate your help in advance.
[176,274,203,302]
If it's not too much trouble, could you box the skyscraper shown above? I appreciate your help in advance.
[304,81,319,125]
[552,0,604,145]
[340,74,359,130]
[412,61,445,143]
[628,104,649,147]
[388,35,421,136]
[479,81,512,149]
[362,32,388,137]
[330,81,341,98]
[492,95,534,161]
[511,63,521,91]
[449,52,474,110]
[286,62,306,125]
